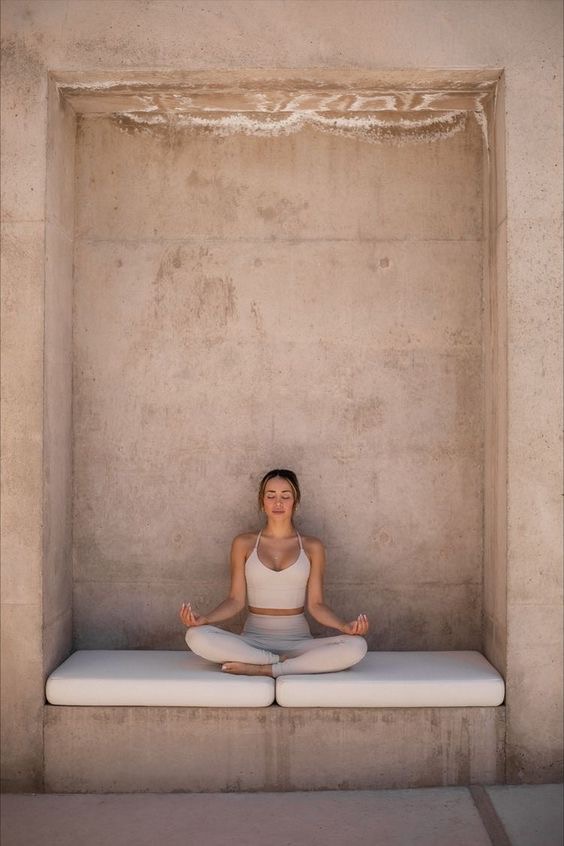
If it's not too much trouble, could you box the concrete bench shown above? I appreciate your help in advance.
[46,649,504,707]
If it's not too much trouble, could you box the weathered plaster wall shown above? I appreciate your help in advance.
[1,0,562,790]
[72,110,484,652]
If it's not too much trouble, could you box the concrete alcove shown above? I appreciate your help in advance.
[45,67,507,668]
[41,68,508,789]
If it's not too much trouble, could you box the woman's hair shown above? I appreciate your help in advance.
[258,469,301,512]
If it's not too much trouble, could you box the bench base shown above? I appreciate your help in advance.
[44,704,505,792]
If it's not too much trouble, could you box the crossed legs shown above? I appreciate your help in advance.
[185,624,367,677]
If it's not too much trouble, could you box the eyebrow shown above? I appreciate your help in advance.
[265,488,293,493]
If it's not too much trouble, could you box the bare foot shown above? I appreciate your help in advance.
[221,662,271,676]
[221,656,288,677]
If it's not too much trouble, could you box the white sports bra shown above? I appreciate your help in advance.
[245,531,311,609]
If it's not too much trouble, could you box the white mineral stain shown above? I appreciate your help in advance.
[473,106,489,148]
[113,109,468,145]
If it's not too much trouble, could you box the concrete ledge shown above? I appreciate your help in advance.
[44,704,505,792]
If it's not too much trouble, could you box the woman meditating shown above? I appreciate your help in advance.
[179,468,368,677]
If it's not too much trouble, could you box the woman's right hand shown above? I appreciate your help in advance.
[179,602,208,628]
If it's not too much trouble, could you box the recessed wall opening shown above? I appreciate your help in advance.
[44,70,507,677]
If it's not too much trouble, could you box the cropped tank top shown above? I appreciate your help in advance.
[245,531,311,609]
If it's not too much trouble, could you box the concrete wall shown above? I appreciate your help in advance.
[482,74,508,682]
[44,705,505,792]
[72,106,484,653]
[43,77,75,681]
[1,0,562,790]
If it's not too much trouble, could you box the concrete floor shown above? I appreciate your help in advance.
[1,785,562,846]
[485,784,563,846]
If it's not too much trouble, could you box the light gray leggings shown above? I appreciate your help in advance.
[185,612,367,677]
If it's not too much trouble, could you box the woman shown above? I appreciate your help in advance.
[179,469,368,677]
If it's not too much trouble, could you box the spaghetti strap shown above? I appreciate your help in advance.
[296,532,303,549]
[254,530,262,549]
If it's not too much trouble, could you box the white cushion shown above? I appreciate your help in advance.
[275,651,505,707]
[45,650,275,707]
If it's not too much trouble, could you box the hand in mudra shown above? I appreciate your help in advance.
[179,602,208,628]
[342,614,369,636]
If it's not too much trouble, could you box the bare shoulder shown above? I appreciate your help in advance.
[231,531,258,552]
[301,535,325,554]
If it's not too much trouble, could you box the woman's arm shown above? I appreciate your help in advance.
[305,538,369,636]
[179,534,248,627]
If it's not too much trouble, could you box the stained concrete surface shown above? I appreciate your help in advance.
[43,704,504,792]
[2,786,562,846]
[71,109,484,655]
[485,784,564,846]
[0,788,493,846]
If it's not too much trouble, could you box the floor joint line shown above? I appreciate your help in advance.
[469,784,513,846]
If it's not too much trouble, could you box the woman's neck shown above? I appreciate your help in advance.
[263,519,296,539]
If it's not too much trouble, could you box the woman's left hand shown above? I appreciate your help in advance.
[342,614,369,636]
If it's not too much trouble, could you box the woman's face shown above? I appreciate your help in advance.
[262,476,296,519]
